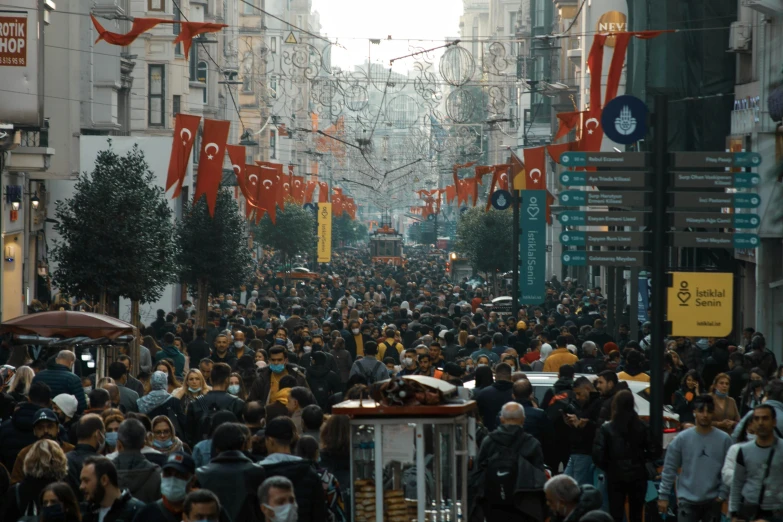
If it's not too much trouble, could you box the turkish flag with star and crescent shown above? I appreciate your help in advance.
[291,176,305,204]
[256,164,279,224]
[166,114,202,197]
[194,119,230,216]
[523,147,547,190]
[242,164,262,219]
[226,145,254,210]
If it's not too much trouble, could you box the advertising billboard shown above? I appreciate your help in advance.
[0,0,42,126]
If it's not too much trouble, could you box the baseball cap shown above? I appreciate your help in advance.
[162,452,195,475]
[52,394,79,418]
[33,408,58,426]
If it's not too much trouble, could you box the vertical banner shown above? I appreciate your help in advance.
[317,203,332,263]
[520,190,547,304]
[638,274,650,324]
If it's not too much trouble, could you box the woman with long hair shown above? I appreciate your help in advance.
[228,372,248,401]
[472,365,494,395]
[593,390,658,522]
[672,369,704,425]
[171,369,210,414]
[142,335,162,360]
[739,367,766,415]
[154,360,181,393]
[1,440,68,521]
[9,365,35,403]
[40,481,81,522]
[319,414,351,493]
[709,373,740,433]
[150,415,189,455]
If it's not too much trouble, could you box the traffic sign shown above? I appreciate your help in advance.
[672,172,760,189]
[671,192,761,209]
[672,151,761,168]
[561,251,649,267]
[670,212,759,229]
[667,272,733,337]
[491,189,512,210]
[601,95,648,145]
[670,232,760,249]
[560,171,648,188]
[558,210,648,227]
[560,152,649,168]
[559,230,649,247]
[559,190,647,207]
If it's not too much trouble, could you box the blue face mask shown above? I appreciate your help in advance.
[270,363,286,374]
[275,338,287,346]
[228,384,241,395]
[188,386,201,394]
[715,390,727,398]
[105,431,119,447]
[160,476,188,502]
[153,438,174,449]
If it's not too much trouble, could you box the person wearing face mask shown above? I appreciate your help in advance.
[186,363,246,444]
[32,350,87,414]
[10,408,75,485]
[79,456,145,522]
[399,349,419,376]
[231,329,248,360]
[258,476,299,522]
[247,346,308,405]
[40,481,83,522]
[151,416,187,455]
[64,414,105,501]
[227,373,247,400]
[52,393,79,440]
[132,451,202,522]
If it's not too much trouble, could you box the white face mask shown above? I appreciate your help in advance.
[234,341,244,349]
[303,345,312,353]
[404,357,414,367]
[352,328,360,335]
[256,360,268,369]
[264,502,298,522]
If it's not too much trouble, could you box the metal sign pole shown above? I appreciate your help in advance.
[512,188,520,314]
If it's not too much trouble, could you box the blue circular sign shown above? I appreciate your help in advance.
[601,95,648,145]
[427,213,436,221]
[491,190,512,210]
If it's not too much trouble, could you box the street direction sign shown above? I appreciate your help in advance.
[559,190,648,207]
[560,171,648,188]
[670,232,760,249]
[602,95,649,145]
[672,172,760,189]
[558,210,648,226]
[667,272,733,337]
[561,251,649,267]
[672,151,761,168]
[559,230,649,247]
[560,152,649,168]
[671,192,761,209]
[669,212,759,229]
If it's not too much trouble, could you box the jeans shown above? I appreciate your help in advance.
[565,453,595,486]
[607,479,647,522]
[677,499,722,522]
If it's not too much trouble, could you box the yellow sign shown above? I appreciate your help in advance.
[596,11,627,47]
[317,203,332,263]
[667,272,733,337]
[285,32,298,44]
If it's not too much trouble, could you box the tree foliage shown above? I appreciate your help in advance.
[177,189,253,295]
[51,141,179,304]
[332,215,367,246]
[253,203,316,266]
[455,207,513,274]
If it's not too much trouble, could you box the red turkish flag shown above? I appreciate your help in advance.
[446,185,457,204]
[576,109,604,153]
[166,113,201,197]
[547,141,576,164]
[345,199,357,220]
[523,147,547,190]
[484,165,511,211]
[587,34,608,112]
[174,22,228,56]
[333,194,343,217]
[291,176,305,204]
[243,165,262,219]
[194,119,230,216]
[318,182,330,203]
[226,145,253,208]
[475,165,494,185]
[304,181,317,203]
[92,15,173,46]
[554,111,584,141]
[278,167,289,209]
[256,164,278,224]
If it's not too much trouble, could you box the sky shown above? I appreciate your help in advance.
[310,0,465,73]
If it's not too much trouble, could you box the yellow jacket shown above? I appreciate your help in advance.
[543,348,579,373]
[617,371,651,382]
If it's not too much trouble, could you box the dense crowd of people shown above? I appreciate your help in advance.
[0,247,778,522]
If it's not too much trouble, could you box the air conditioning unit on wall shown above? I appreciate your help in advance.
[742,0,783,16]
[728,21,752,52]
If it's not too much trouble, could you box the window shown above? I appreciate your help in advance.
[509,11,518,35]
[173,5,182,55]
[148,0,164,12]
[534,0,545,28]
[173,95,181,115]
[271,36,277,54]
[509,107,516,128]
[189,46,198,80]
[197,61,208,103]
[472,19,479,57]
[148,64,165,127]
[243,0,256,14]
[270,129,277,159]
[270,75,278,98]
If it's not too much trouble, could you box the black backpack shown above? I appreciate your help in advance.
[379,341,401,365]
[359,359,385,385]
[482,436,536,507]
[195,396,222,441]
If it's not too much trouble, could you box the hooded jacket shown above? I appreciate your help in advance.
[196,450,266,522]
[154,345,186,379]
[0,402,43,470]
[598,381,630,424]
[593,417,659,482]
[732,399,783,442]
[259,453,326,522]
[305,364,342,412]
[113,451,162,503]
[543,347,578,373]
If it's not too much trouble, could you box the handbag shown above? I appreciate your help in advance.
[736,446,776,521]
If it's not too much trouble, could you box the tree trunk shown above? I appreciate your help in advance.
[98,290,108,315]
[130,300,141,376]
[196,279,208,329]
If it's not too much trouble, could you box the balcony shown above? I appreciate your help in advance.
[5,129,56,175]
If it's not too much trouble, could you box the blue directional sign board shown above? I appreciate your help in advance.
[520,190,547,304]
[491,190,512,210]
[601,95,648,145]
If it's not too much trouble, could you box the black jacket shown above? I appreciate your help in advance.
[259,454,326,522]
[32,363,87,413]
[188,338,212,366]
[586,329,614,350]
[67,443,100,501]
[593,417,659,481]
[186,391,246,445]
[146,396,187,441]
[124,376,145,398]
[81,489,145,522]
[343,333,372,361]
[475,380,514,432]
[196,450,266,522]
[1,476,56,521]
[516,399,555,449]
[727,366,750,401]
[0,402,42,470]
[598,381,630,424]
[574,356,606,375]
[554,485,603,522]
[246,364,308,404]
[113,451,161,503]
[306,364,343,412]
[568,392,602,455]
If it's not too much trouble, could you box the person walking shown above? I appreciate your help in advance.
[543,336,578,373]
[32,350,87,413]
[658,395,732,522]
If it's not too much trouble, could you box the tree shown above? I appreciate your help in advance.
[254,204,316,269]
[455,207,513,278]
[332,215,367,246]
[51,141,178,317]
[177,189,253,326]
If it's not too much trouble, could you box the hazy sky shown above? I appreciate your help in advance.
[311,0,464,73]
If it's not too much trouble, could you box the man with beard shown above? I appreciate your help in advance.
[594,370,629,424]
[10,408,74,484]
[658,395,731,522]
[79,456,145,522]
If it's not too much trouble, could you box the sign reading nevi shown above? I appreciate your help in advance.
[317,203,332,263]
[667,272,733,337]
[601,95,648,145]
[520,190,547,303]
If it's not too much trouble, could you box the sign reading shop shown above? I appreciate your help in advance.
[0,12,27,66]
